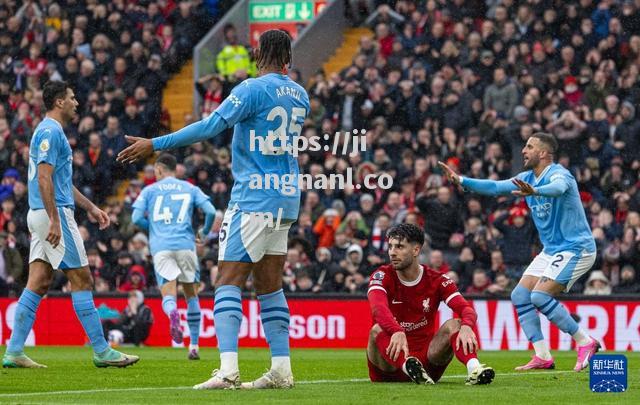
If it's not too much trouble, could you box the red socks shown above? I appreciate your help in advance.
[375,329,406,369]
[450,331,478,365]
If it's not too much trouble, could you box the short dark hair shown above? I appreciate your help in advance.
[42,81,69,111]
[255,29,292,71]
[155,153,177,171]
[530,132,558,154]
[387,223,425,246]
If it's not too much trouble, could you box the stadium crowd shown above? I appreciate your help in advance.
[1,0,640,298]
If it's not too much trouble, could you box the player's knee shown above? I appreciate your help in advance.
[530,290,551,309]
[443,318,461,335]
[369,324,382,340]
[511,284,531,305]
[68,269,94,291]
[28,282,50,296]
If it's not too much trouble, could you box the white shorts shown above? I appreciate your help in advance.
[28,207,88,270]
[523,250,596,292]
[153,249,200,286]
[218,204,292,263]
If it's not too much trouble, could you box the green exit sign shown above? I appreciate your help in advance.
[249,1,315,22]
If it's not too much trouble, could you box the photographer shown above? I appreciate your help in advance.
[105,290,153,346]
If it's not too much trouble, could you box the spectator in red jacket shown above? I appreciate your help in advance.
[118,265,147,292]
[313,208,341,248]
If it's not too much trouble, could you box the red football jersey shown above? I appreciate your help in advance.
[367,264,461,344]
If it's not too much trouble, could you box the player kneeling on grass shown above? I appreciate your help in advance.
[131,154,217,360]
[367,223,494,385]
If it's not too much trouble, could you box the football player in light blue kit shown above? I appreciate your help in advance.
[2,81,139,369]
[118,30,309,389]
[439,133,600,372]
[132,153,217,360]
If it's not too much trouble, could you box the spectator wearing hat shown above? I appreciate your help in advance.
[563,76,584,108]
[341,244,369,293]
[583,270,612,296]
[313,208,341,248]
[129,232,150,264]
[0,168,19,202]
[120,97,143,138]
[118,265,147,292]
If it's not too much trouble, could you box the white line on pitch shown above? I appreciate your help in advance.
[0,371,577,398]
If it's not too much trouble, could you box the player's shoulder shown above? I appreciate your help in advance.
[370,264,395,281]
[549,163,572,177]
[547,163,575,184]
[422,265,448,282]
[515,169,534,181]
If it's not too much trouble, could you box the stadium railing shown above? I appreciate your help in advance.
[290,0,349,85]
[192,0,347,112]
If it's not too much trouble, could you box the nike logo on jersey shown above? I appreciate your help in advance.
[391,299,403,304]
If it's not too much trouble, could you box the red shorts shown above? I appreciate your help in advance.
[367,339,449,383]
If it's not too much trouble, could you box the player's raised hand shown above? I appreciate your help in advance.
[89,206,111,230]
[456,325,479,355]
[387,331,409,361]
[437,161,461,185]
[511,178,536,197]
[117,136,153,164]
[46,218,61,248]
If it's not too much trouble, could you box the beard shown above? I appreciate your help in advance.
[392,257,413,271]
[523,155,538,170]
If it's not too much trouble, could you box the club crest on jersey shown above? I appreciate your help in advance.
[39,139,50,152]
[373,271,385,281]
[422,298,430,313]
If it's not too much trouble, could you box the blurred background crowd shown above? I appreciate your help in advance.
[1,0,640,298]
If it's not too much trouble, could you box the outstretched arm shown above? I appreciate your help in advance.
[532,177,569,197]
[512,176,568,198]
[438,161,517,196]
[117,113,229,163]
[460,177,518,196]
[152,112,229,151]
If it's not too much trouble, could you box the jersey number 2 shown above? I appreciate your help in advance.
[153,194,191,224]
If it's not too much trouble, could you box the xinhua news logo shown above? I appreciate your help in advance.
[590,354,627,393]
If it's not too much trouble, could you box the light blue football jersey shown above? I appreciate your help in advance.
[214,73,310,220]
[132,177,212,255]
[516,163,596,255]
[28,117,74,210]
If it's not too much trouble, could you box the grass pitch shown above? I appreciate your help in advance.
[0,347,637,404]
